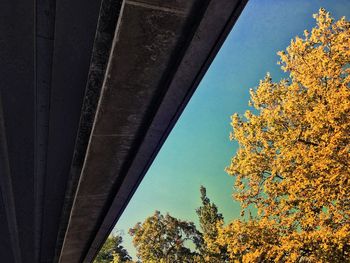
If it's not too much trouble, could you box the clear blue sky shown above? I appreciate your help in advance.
[113,0,350,258]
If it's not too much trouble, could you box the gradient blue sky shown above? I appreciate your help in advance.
[113,0,350,258]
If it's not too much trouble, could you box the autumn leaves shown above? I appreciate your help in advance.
[224,8,350,262]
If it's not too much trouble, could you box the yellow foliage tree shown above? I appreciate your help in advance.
[222,8,350,262]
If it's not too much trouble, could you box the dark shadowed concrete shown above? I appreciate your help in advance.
[0,0,247,262]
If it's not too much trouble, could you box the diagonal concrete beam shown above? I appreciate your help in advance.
[40,0,105,260]
[58,0,247,262]
[34,0,56,261]
[52,0,124,261]
[59,0,211,261]
[83,1,248,262]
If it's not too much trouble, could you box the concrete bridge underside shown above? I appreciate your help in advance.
[0,0,247,262]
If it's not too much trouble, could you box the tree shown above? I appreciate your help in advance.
[196,186,228,262]
[223,8,350,262]
[129,211,203,263]
[94,234,132,263]
[217,217,281,262]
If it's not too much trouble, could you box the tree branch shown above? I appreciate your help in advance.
[297,138,319,146]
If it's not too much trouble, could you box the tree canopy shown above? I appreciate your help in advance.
[94,234,132,263]
[129,211,203,263]
[196,186,228,262]
[223,8,350,262]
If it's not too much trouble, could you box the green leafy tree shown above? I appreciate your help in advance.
[129,211,203,263]
[196,186,228,262]
[94,234,132,263]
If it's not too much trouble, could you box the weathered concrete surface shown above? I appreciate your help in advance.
[40,0,106,261]
[52,1,124,262]
[0,0,247,262]
[60,0,247,262]
[59,1,202,261]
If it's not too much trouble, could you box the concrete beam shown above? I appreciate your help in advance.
[40,0,104,260]
[52,0,124,261]
[34,0,56,261]
[59,0,247,262]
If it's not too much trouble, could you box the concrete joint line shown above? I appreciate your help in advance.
[125,0,187,15]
